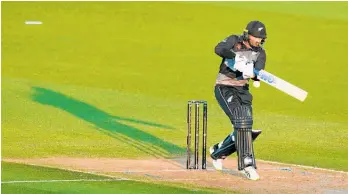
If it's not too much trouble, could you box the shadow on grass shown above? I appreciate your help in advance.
[31,87,185,158]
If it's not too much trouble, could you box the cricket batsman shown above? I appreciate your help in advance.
[209,20,267,180]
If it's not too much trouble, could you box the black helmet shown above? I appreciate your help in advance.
[245,21,267,39]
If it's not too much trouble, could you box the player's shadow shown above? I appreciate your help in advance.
[31,87,185,158]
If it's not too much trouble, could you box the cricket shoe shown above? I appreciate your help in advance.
[240,166,260,181]
[209,145,223,171]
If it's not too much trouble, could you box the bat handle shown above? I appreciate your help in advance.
[236,69,261,80]
[253,69,260,76]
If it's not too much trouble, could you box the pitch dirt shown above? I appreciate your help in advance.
[4,157,348,193]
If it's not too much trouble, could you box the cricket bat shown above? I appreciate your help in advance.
[254,69,308,102]
[224,59,308,101]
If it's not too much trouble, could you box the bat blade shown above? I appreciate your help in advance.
[255,70,308,102]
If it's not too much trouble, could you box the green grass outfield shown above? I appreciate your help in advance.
[1,162,225,193]
[2,2,348,188]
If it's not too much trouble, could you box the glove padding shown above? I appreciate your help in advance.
[242,61,255,79]
[234,53,248,72]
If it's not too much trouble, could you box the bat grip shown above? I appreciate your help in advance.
[236,69,261,80]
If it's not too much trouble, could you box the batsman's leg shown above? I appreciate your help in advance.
[211,85,260,172]
[232,105,260,180]
[209,132,235,170]
[210,130,261,170]
[210,85,238,170]
[210,131,236,160]
[210,130,261,160]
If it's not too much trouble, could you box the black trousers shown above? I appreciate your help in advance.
[214,84,253,126]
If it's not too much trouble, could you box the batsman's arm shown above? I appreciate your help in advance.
[215,35,238,58]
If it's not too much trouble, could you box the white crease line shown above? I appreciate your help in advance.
[93,168,216,173]
[4,159,348,175]
[1,178,130,184]
[0,162,230,185]
[1,177,236,184]
[258,160,348,175]
[158,177,235,181]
